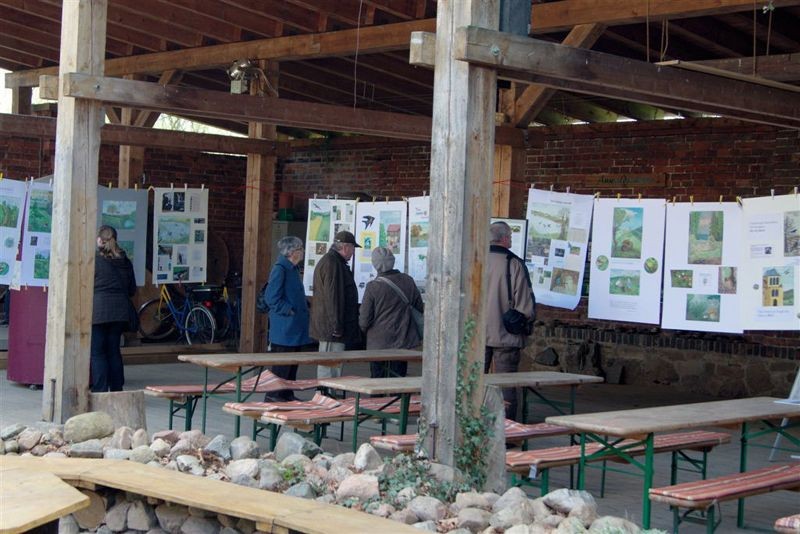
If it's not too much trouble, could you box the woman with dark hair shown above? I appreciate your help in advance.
[92,225,136,392]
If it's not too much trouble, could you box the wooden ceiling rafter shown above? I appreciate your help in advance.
[717,12,800,52]
[115,0,243,44]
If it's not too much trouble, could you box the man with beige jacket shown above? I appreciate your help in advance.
[485,221,536,420]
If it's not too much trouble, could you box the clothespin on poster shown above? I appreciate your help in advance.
[402,196,408,202]
[134,183,138,191]
[354,197,360,204]
[371,196,376,204]
[671,196,676,205]
[200,184,205,191]
[170,183,174,192]
[689,195,694,206]
[48,177,53,186]
[0,172,4,180]
[594,192,600,199]
[719,195,724,203]
[736,196,743,207]
[771,188,775,199]
[637,192,642,202]
[184,183,188,192]
[384,196,389,203]
[43,286,47,293]
[794,186,798,197]
[422,190,427,197]
[530,183,536,191]
[616,193,621,201]
[147,185,155,193]
[107,182,112,189]
[549,184,554,191]
[566,186,571,194]
[313,193,317,199]
[334,194,338,200]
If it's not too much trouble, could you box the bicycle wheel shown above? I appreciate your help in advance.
[185,305,216,345]
[138,299,177,341]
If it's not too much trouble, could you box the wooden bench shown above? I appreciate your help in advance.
[649,463,800,533]
[506,430,731,496]
[370,421,571,452]
[775,513,800,534]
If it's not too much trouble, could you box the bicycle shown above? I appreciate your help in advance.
[193,283,241,347]
[137,284,216,344]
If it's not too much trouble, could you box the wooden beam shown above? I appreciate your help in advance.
[492,144,525,218]
[11,86,31,115]
[0,113,288,155]
[453,27,800,129]
[43,0,107,423]
[5,18,437,88]
[690,53,800,83]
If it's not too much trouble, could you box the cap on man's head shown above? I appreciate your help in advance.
[371,247,395,272]
[334,230,361,248]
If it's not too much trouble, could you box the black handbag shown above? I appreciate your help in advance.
[501,256,533,336]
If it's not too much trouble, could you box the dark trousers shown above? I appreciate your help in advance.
[370,360,408,379]
[267,343,303,401]
[91,322,126,392]
[484,346,521,421]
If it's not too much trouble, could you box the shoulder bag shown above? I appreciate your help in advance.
[376,276,424,339]
[501,255,533,336]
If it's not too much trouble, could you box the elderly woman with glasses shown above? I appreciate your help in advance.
[263,235,312,401]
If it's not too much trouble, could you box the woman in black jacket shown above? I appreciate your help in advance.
[91,225,136,392]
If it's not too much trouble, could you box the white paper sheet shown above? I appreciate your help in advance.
[525,189,594,310]
[152,187,209,285]
[0,179,27,285]
[302,198,357,295]
[491,217,528,259]
[661,203,743,333]
[20,181,53,287]
[740,194,800,331]
[98,188,148,286]
[588,198,666,324]
[408,196,430,288]
[354,200,408,302]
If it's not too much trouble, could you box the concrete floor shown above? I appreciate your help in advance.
[1,360,797,533]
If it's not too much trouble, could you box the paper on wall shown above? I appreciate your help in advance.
[407,196,430,288]
[98,188,148,286]
[152,187,209,285]
[302,198,357,295]
[0,179,27,285]
[20,181,53,287]
[354,200,408,302]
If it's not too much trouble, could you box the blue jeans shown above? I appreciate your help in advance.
[91,322,126,392]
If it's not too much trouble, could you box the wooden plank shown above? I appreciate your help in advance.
[42,0,107,423]
[177,349,422,368]
[10,86,31,115]
[658,60,800,93]
[690,53,800,82]
[454,27,800,129]
[0,468,89,533]
[491,144,525,218]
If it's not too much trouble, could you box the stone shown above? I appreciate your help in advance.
[408,496,446,522]
[316,494,336,505]
[555,516,588,533]
[505,526,536,534]
[216,514,236,528]
[129,445,157,464]
[235,518,255,534]
[568,500,598,528]
[64,412,114,443]
[353,443,382,471]
[539,513,566,528]
[312,453,333,469]
[147,529,169,534]
[106,501,132,532]
[365,502,395,518]
[219,528,240,534]
[390,508,418,525]
[258,464,283,491]
[128,501,159,531]
[489,500,536,530]
[176,455,205,476]
[455,492,491,511]
[69,439,104,458]
[203,435,232,460]
[104,448,133,460]
[230,474,258,488]
[325,465,352,485]
[59,514,80,534]
[0,439,4,455]
[273,432,322,462]
[542,488,596,516]
[530,497,549,518]
[412,520,438,531]
[230,436,259,460]
[281,454,312,469]
[153,430,180,444]
[151,439,172,458]
[428,462,457,484]
[44,451,68,458]
[180,516,219,534]
[395,487,417,507]
[16,428,42,451]
[335,474,379,501]
[41,427,66,448]
[170,439,194,458]
[330,452,355,469]
[132,428,149,448]
[226,459,260,479]
[30,444,53,456]
[491,487,529,513]
[109,427,134,450]
[284,482,316,499]
[588,516,641,533]
[188,507,215,518]
[179,430,210,449]
[458,508,492,531]
[0,423,26,440]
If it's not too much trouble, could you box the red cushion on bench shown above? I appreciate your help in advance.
[775,513,800,534]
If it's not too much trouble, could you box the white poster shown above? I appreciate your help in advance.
[661,203,743,333]
[302,198,357,295]
[354,200,408,301]
[525,189,594,310]
[0,179,27,285]
[98,188,148,286]
[20,181,53,287]
[588,198,666,324]
[491,217,528,259]
[152,187,208,285]
[407,196,430,288]
[740,194,800,331]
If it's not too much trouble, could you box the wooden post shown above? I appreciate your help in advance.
[11,87,32,115]
[492,144,526,218]
[42,0,107,422]
[239,60,278,353]
[118,75,145,189]
[421,0,499,467]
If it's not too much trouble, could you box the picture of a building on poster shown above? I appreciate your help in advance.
[661,203,743,333]
[0,179,26,286]
[98,188,148,287]
[20,181,53,287]
[588,198,666,324]
[152,187,209,285]
[354,200,408,302]
[302,198,357,295]
[525,189,594,310]
[739,193,800,331]
[407,196,429,288]
[491,217,528,260]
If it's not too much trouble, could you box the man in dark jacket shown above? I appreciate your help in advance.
[310,230,360,378]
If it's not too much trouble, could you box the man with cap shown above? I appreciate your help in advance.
[359,247,424,378]
[310,230,361,378]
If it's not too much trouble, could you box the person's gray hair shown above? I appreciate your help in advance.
[330,241,345,252]
[371,247,395,273]
[489,221,512,244]
[277,236,304,257]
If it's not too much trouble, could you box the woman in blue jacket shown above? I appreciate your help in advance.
[264,236,313,401]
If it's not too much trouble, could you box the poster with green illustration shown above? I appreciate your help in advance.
[686,294,721,322]
[0,195,22,228]
[379,210,402,253]
[102,200,137,230]
[119,240,135,262]
[762,265,794,307]
[157,216,191,244]
[308,210,331,242]
[34,250,50,279]
[609,269,640,296]
[409,222,429,248]
[27,189,53,233]
[785,210,800,257]
[611,207,643,259]
[527,203,570,258]
[688,210,723,264]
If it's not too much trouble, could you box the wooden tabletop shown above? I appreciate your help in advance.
[0,468,89,534]
[319,371,604,395]
[178,349,422,369]
[547,396,800,437]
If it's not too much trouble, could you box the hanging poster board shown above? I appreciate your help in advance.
[0,179,27,285]
[20,181,53,287]
[661,202,743,333]
[98,188,148,286]
[740,194,800,331]
[524,189,594,310]
[407,195,430,288]
[491,217,528,259]
[588,198,666,324]
[302,198,358,295]
[354,200,408,302]
[152,187,208,284]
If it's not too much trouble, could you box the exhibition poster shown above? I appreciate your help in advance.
[302,198,357,295]
[152,187,209,284]
[491,217,528,259]
[588,198,666,324]
[20,181,53,287]
[525,189,594,310]
[354,200,408,301]
[407,196,430,287]
[98,188,148,286]
[661,202,743,333]
[0,179,26,285]
[739,193,800,331]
